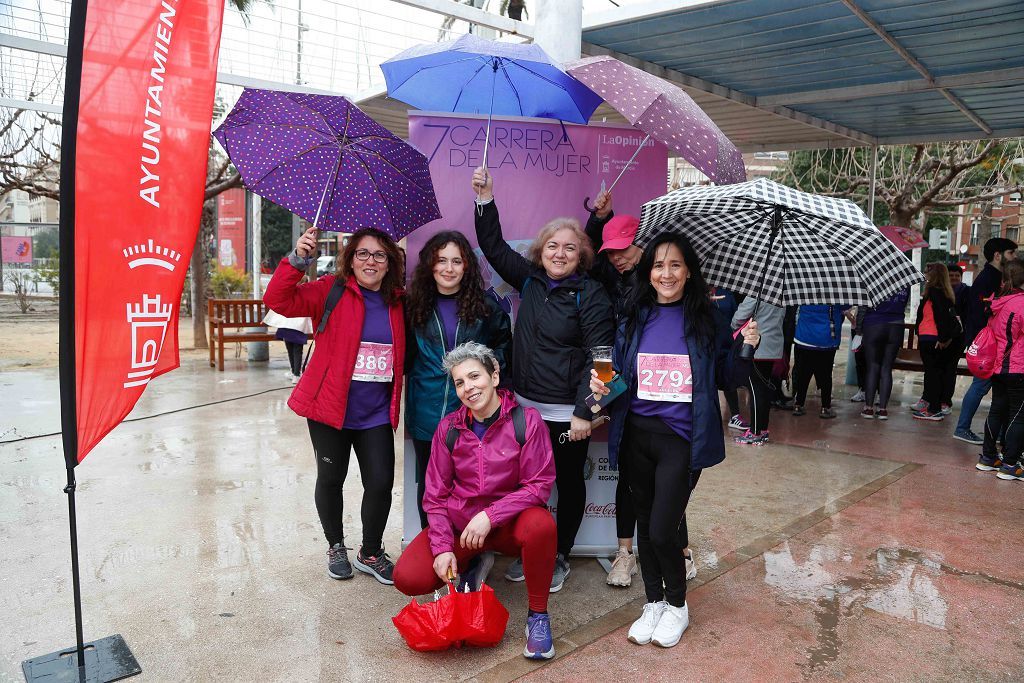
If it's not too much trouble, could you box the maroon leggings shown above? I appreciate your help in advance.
[393,506,557,613]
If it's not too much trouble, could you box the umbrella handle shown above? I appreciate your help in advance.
[583,196,596,213]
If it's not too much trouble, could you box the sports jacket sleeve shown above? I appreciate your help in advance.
[474,200,533,292]
[422,423,458,557]
[574,281,616,419]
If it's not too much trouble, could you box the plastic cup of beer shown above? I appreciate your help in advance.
[592,346,615,383]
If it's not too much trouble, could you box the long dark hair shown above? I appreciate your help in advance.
[406,231,489,328]
[624,233,716,350]
[999,259,1024,296]
[339,227,403,306]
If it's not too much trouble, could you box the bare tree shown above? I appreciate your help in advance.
[776,139,1024,227]
[190,146,243,349]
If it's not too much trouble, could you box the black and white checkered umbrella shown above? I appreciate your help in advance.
[636,178,923,307]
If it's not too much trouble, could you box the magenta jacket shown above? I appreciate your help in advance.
[987,290,1024,375]
[423,390,555,556]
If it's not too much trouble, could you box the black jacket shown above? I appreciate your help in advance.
[916,288,959,343]
[475,200,614,419]
[965,263,1001,343]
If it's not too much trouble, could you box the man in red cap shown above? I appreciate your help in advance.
[583,192,645,588]
[585,192,642,319]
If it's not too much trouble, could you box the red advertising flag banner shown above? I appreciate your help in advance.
[73,0,225,461]
[1,235,33,264]
[216,187,246,271]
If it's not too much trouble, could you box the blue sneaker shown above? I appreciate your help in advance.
[996,462,1024,481]
[976,454,1003,471]
[457,552,495,592]
[954,429,984,445]
[523,612,555,660]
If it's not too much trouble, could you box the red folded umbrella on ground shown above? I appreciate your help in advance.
[393,583,509,652]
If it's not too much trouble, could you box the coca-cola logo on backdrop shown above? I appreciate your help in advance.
[584,502,617,518]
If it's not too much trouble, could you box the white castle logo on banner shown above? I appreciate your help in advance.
[123,294,173,388]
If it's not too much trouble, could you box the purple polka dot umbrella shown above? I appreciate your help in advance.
[566,55,746,198]
[213,88,441,239]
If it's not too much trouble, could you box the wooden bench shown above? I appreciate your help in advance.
[893,323,971,376]
[207,298,277,371]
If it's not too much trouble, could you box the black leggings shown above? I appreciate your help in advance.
[622,416,700,607]
[307,420,395,554]
[919,339,960,413]
[862,323,903,409]
[545,419,590,558]
[285,341,304,376]
[615,454,636,540]
[747,360,778,433]
[722,388,741,416]
[792,346,838,408]
[983,374,1024,464]
[413,438,432,530]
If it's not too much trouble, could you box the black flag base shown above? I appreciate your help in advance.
[21,634,141,682]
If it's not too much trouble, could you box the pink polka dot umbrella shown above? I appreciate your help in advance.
[566,55,746,204]
[213,88,441,240]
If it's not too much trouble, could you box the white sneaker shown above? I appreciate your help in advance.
[684,552,697,581]
[851,390,866,402]
[606,548,637,587]
[651,602,689,648]
[627,601,667,645]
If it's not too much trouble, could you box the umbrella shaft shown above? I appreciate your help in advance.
[607,134,651,194]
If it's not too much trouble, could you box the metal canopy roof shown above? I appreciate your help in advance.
[580,0,1024,151]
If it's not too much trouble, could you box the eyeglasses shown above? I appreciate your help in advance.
[354,249,388,263]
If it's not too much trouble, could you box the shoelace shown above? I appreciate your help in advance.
[328,544,352,559]
[529,615,551,641]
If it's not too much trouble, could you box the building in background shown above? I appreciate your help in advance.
[669,151,788,188]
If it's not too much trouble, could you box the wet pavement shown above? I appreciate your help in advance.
[2,351,1021,681]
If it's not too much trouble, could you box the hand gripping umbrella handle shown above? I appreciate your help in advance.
[584,135,649,214]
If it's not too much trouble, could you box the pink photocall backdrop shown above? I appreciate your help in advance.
[401,112,667,556]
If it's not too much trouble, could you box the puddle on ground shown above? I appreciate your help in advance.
[764,543,953,672]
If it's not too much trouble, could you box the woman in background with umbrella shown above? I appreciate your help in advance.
[405,231,512,529]
[472,167,614,592]
[264,226,406,586]
[393,342,559,660]
[590,233,759,648]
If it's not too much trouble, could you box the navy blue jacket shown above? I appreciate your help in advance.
[605,306,752,471]
[965,263,1001,344]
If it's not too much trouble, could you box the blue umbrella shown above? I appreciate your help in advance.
[381,35,602,168]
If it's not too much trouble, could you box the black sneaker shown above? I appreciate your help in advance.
[457,552,495,592]
[327,543,353,580]
[353,547,395,585]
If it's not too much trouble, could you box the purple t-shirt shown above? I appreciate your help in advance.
[629,301,693,442]
[436,294,459,352]
[343,287,393,430]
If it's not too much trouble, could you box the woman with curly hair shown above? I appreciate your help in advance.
[406,230,512,528]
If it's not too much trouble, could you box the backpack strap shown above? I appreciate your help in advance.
[301,278,346,372]
[316,278,346,336]
[511,405,527,448]
[446,406,527,453]
[445,424,459,454]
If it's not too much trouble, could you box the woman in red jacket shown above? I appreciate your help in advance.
[392,341,559,660]
[264,226,405,585]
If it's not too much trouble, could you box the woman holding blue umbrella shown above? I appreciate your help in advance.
[471,167,614,592]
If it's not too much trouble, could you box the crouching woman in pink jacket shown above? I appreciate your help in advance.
[393,341,558,660]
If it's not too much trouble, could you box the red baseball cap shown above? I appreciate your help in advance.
[599,215,640,252]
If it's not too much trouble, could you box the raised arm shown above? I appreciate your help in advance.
[472,167,534,291]
[263,228,332,319]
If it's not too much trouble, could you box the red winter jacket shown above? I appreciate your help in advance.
[263,258,405,430]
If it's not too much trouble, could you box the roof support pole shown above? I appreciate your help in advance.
[867,145,878,223]
[534,0,582,65]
